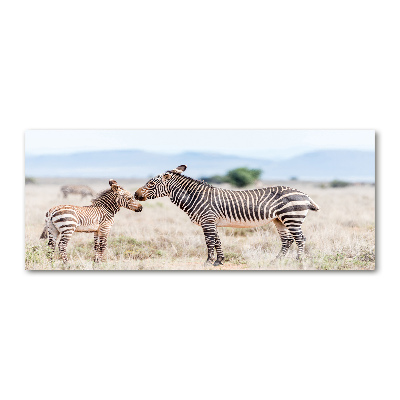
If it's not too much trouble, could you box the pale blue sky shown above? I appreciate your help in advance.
[25,130,375,160]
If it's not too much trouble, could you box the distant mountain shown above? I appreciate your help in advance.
[25,149,375,182]
[266,150,375,181]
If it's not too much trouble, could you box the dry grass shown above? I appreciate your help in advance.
[25,179,375,270]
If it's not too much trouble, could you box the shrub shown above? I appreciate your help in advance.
[25,177,36,184]
[226,167,262,187]
[202,167,262,188]
[330,179,350,188]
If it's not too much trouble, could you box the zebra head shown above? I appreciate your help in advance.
[134,165,187,201]
[110,179,143,212]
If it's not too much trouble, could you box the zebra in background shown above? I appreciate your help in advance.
[41,180,142,263]
[135,165,319,266]
[60,185,96,199]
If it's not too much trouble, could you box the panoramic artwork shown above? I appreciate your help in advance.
[25,130,375,270]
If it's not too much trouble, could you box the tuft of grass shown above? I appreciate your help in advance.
[25,244,45,265]
[225,228,256,237]
[314,246,375,270]
[224,252,247,265]
[109,235,163,260]
[109,236,143,246]
[25,243,53,269]
[356,249,375,262]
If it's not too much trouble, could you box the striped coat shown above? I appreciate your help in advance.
[60,185,96,199]
[135,165,319,266]
[41,179,142,263]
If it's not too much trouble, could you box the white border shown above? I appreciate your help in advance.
[2,1,397,400]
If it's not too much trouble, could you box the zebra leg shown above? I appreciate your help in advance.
[214,231,225,266]
[201,222,218,266]
[287,226,306,260]
[97,235,108,262]
[46,221,59,261]
[273,219,294,259]
[94,231,100,263]
[97,224,112,262]
[58,232,73,263]
[47,232,58,261]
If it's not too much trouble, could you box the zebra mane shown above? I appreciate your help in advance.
[91,189,114,205]
[173,172,214,188]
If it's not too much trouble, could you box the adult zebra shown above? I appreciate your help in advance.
[60,185,96,199]
[135,165,319,266]
[41,180,142,263]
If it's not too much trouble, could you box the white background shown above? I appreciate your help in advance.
[1,1,398,400]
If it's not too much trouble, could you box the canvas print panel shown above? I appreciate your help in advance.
[25,130,375,270]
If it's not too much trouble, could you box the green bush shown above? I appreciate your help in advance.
[226,167,262,187]
[202,167,262,188]
[330,179,350,188]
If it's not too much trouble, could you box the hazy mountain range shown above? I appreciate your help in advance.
[25,149,375,182]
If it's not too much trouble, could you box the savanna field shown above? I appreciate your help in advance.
[25,178,375,270]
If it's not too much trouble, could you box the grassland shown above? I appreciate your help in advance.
[25,178,375,270]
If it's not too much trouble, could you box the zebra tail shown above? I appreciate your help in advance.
[40,211,49,239]
[308,199,320,211]
[40,226,48,239]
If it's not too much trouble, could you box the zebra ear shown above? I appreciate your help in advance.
[171,165,187,174]
[109,179,118,187]
[110,179,121,192]
[162,173,172,181]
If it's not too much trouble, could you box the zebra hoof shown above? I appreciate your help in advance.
[204,259,214,267]
[213,259,224,266]
[274,253,286,262]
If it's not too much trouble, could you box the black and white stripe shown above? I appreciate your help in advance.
[135,165,319,266]
[41,179,142,263]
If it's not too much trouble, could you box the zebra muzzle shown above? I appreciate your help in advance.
[134,190,146,201]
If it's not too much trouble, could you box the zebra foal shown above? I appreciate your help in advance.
[40,180,142,263]
[135,165,320,266]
